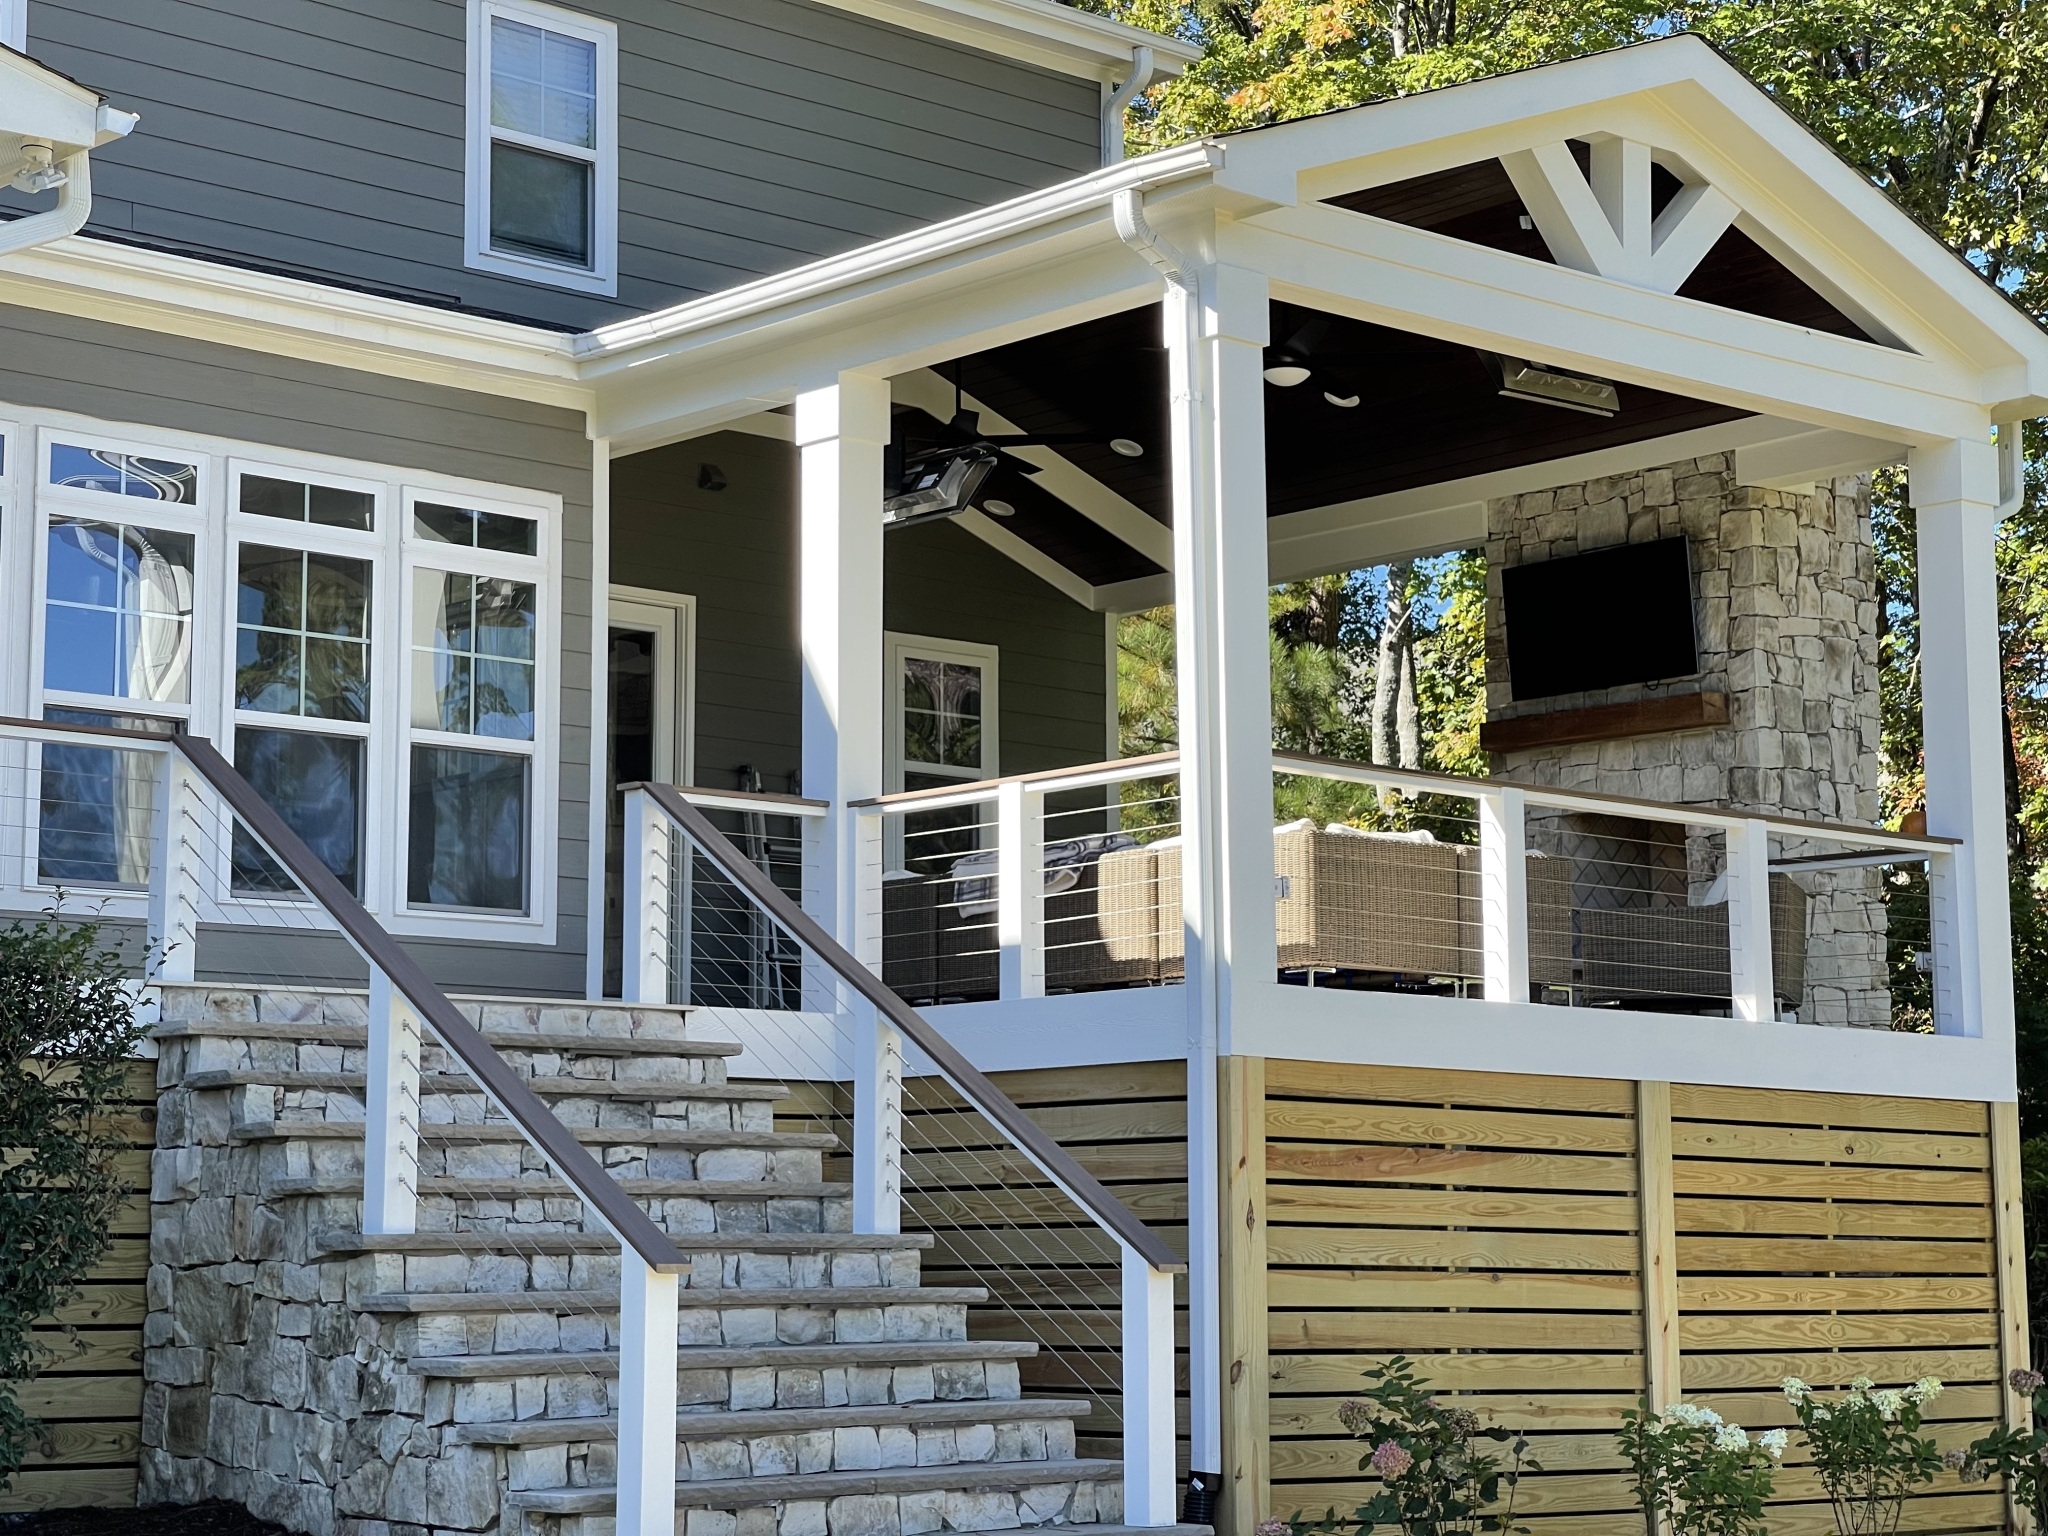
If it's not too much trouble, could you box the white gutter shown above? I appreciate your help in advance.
[0,102,136,259]
[576,139,1223,364]
[1100,45,1156,165]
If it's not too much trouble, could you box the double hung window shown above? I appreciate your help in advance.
[885,635,998,872]
[466,0,618,294]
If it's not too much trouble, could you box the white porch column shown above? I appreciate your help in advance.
[796,374,901,1234]
[1909,436,2015,1047]
[1165,262,1274,1491]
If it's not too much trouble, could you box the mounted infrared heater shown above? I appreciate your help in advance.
[1489,353,1621,416]
[1502,537,1699,702]
[882,447,998,529]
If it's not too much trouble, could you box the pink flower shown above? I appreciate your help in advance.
[2011,1369,2046,1394]
[1255,1521,1291,1536]
[1369,1441,1415,1478]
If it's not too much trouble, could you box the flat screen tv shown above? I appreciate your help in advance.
[1501,537,1698,702]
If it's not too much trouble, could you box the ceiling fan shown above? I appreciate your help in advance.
[884,370,1145,529]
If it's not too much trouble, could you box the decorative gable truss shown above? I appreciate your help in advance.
[1502,137,1737,295]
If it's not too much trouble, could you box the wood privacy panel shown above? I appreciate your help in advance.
[1670,1084,2006,1536]
[1262,1061,1648,1536]
[780,1061,1190,1464]
[0,1062,154,1513]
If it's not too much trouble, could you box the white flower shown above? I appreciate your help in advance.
[1809,1404,1833,1423]
[1715,1424,1751,1453]
[1781,1378,1810,1404]
[1760,1430,1789,1460]
[1849,1376,1876,1392]
[1910,1377,1944,1403]
[1872,1390,1905,1421]
[1664,1403,1723,1429]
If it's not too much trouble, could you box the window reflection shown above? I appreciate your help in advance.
[408,746,528,912]
[43,519,195,704]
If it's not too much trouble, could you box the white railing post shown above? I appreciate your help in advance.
[1121,1245,1176,1527]
[1725,817,1775,1023]
[997,780,1046,1002]
[852,809,885,974]
[851,1003,903,1235]
[621,787,670,1005]
[615,1253,679,1536]
[1926,847,1966,1033]
[362,964,420,1236]
[147,748,202,984]
[1477,786,1529,1003]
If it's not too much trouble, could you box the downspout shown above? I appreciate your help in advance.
[1099,45,1156,166]
[1995,420,2025,519]
[1110,183,1195,293]
[0,147,91,257]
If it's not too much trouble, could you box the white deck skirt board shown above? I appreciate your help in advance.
[912,985,1188,1074]
[1225,984,2016,1103]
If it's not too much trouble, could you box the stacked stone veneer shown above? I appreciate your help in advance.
[138,985,1115,1536]
[1484,455,1891,1026]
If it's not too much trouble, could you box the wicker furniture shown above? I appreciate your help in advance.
[1579,873,1809,1010]
[1454,847,1576,993]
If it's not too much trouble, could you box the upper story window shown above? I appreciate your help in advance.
[465,0,618,296]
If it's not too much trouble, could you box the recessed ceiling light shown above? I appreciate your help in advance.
[1263,365,1311,388]
[1109,438,1144,458]
[982,499,1016,517]
[1324,392,1360,408]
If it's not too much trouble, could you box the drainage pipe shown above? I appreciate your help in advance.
[1100,45,1156,165]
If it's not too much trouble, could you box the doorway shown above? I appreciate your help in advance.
[604,587,693,996]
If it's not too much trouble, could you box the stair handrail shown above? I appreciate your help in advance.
[632,779,1186,1276]
[162,729,690,1275]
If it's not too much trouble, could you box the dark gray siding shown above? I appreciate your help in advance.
[611,433,1105,795]
[22,0,1102,331]
[0,303,595,995]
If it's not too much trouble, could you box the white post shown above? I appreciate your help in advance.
[1121,1246,1177,1527]
[850,1002,903,1236]
[362,965,420,1236]
[620,787,671,1005]
[1724,817,1775,1023]
[1912,437,2015,1044]
[997,780,1046,1001]
[851,809,885,972]
[615,1254,680,1536]
[1477,787,1529,1003]
[1165,261,1273,1487]
[147,749,202,984]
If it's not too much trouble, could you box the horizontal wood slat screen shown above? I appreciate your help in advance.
[1256,1061,2014,1536]
[0,1061,155,1513]
[779,1061,1191,1467]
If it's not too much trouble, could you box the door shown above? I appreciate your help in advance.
[603,589,691,996]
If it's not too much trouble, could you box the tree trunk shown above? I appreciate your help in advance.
[1397,635,1421,770]
[1373,558,1415,765]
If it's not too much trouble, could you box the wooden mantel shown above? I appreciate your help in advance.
[1480,690,1730,753]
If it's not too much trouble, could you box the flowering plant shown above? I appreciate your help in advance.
[1780,1376,1944,1536]
[1289,1356,1537,1535]
[1617,1400,1785,1536]
[1950,1369,2048,1522]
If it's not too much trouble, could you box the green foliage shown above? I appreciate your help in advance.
[1617,1400,1785,1536]
[0,915,149,1488]
[1780,1376,1945,1536]
[1952,1370,2048,1525]
[1290,1355,1536,1536]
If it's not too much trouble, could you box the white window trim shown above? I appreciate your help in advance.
[884,631,999,793]
[0,1,26,53]
[4,407,562,946]
[610,584,696,788]
[464,0,620,297]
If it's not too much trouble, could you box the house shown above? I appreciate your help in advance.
[0,5,2038,1536]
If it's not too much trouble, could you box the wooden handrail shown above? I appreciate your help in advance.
[631,779,1186,1276]
[849,750,1182,810]
[172,733,689,1275]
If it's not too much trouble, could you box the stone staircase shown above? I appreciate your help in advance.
[138,984,1158,1536]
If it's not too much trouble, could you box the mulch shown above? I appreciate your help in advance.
[0,1504,291,1536]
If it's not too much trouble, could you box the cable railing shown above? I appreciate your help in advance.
[847,746,1957,1032]
[0,713,691,1536]
[619,779,1187,1525]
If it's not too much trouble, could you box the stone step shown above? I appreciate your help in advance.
[184,1068,790,1102]
[502,1458,1123,1525]
[158,1021,740,1057]
[445,1396,1090,1448]
[409,1339,1042,1380]
[357,1286,989,1313]
[270,1177,852,1202]
[319,1229,931,1257]
[237,1120,833,1149]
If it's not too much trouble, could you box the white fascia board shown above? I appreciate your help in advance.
[1232,205,1991,445]
[0,46,126,150]
[0,232,589,410]
[806,0,1199,82]
[1092,572,1174,613]
[1263,417,1903,582]
[893,367,1172,570]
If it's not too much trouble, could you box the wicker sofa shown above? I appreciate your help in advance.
[1579,873,1809,1012]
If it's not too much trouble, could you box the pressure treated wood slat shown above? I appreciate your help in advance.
[17,1419,142,1469]
[1680,1346,1999,1391]
[1269,1309,1643,1352]
[1669,1084,1989,1135]
[1268,1226,1640,1272]
[1677,1194,1992,1238]
[0,1466,140,1512]
[923,1059,1186,1109]
[21,1329,143,1376]
[1265,1061,1636,1116]
[912,1181,1188,1228]
[1268,1351,1647,1394]
[1270,1394,1643,1435]
[1669,1120,1989,1168]
[1267,1267,1644,1311]
[1674,1234,1992,1275]
[1268,1143,1639,1192]
[1670,1158,1990,1203]
[901,1142,1189,1186]
[41,1285,150,1328]
[1268,1102,1638,1154]
[1271,1471,1638,1518]
[900,1098,1188,1153]
[10,1374,143,1421]
[1679,1309,1998,1350]
[1264,1184,1639,1230]
[1675,1275,1999,1312]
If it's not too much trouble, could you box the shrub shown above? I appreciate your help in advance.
[1951,1369,2048,1521]
[1781,1375,1945,1536]
[1618,1400,1785,1536]
[0,915,149,1488]
[1290,1355,1537,1535]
